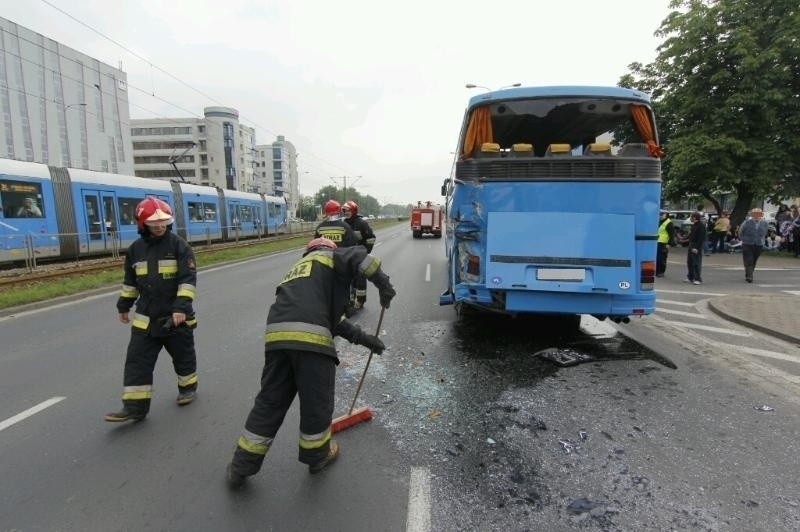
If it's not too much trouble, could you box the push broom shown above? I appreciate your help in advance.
[331,306,385,433]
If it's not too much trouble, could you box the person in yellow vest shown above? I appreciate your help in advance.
[710,210,731,253]
[656,211,675,278]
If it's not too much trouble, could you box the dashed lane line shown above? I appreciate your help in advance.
[0,397,66,432]
[425,263,431,282]
[406,466,431,532]
[656,299,697,307]
[656,308,705,318]
[656,288,727,297]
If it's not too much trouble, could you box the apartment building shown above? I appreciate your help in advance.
[131,107,258,191]
[0,16,133,173]
[254,135,298,215]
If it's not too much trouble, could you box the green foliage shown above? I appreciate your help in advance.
[312,186,381,216]
[622,0,800,225]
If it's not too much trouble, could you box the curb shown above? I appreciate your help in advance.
[707,299,800,346]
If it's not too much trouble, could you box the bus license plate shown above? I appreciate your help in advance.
[537,268,585,281]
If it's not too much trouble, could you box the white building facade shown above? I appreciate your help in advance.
[255,135,299,215]
[0,16,133,173]
[131,107,258,191]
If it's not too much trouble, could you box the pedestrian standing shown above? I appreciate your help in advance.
[710,211,730,253]
[790,206,800,258]
[105,197,198,422]
[342,200,376,308]
[226,237,396,489]
[738,207,769,283]
[656,210,674,277]
[684,211,706,285]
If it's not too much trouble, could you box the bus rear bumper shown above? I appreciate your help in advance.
[443,283,654,317]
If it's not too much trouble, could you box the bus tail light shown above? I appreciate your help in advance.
[640,261,655,290]
[467,254,480,276]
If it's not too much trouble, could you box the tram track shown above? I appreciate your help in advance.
[0,231,312,290]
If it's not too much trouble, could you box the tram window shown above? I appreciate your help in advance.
[203,202,217,221]
[188,201,204,222]
[117,197,139,225]
[85,196,103,240]
[1,180,45,218]
[240,206,253,223]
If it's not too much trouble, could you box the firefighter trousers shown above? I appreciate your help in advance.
[121,326,198,415]
[231,348,335,477]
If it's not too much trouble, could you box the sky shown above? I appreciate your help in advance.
[1,0,673,206]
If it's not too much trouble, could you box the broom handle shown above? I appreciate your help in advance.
[347,306,386,415]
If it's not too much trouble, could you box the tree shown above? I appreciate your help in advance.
[312,186,381,216]
[622,0,800,226]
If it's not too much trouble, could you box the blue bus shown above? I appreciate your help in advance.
[439,86,663,323]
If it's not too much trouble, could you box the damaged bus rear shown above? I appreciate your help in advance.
[439,86,663,322]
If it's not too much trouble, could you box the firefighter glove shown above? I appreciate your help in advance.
[379,286,396,309]
[359,333,385,355]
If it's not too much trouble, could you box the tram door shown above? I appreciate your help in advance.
[81,190,119,253]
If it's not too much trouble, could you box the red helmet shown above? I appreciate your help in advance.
[305,237,337,254]
[344,200,358,215]
[324,199,341,217]
[135,197,174,230]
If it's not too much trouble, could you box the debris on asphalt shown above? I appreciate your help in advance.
[754,405,775,412]
[566,497,607,514]
[534,347,595,367]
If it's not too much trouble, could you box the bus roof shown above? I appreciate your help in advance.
[467,86,652,109]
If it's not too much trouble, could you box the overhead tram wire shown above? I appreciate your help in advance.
[38,0,360,180]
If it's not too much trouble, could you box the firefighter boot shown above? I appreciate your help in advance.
[176,390,196,406]
[104,407,146,423]
[226,463,246,490]
[308,440,339,474]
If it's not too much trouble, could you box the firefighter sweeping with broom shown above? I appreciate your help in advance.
[226,237,395,489]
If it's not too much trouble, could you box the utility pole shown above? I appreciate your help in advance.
[330,175,362,203]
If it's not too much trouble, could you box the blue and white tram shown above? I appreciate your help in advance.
[0,160,288,265]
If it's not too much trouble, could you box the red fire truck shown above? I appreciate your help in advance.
[410,201,443,238]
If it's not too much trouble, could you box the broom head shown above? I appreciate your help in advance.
[331,406,374,433]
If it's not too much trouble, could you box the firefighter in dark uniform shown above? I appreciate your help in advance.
[342,200,376,309]
[314,199,359,248]
[226,237,396,489]
[105,197,199,422]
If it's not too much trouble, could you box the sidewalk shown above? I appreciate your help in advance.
[668,247,800,345]
[708,294,799,345]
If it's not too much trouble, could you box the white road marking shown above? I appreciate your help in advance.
[714,343,800,365]
[0,397,66,432]
[656,299,697,307]
[406,466,431,532]
[425,263,431,282]
[757,284,800,288]
[720,267,798,271]
[656,308,703,318]
[782,290,800,296]
[657,288,727,297]
[664,320,751,336]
